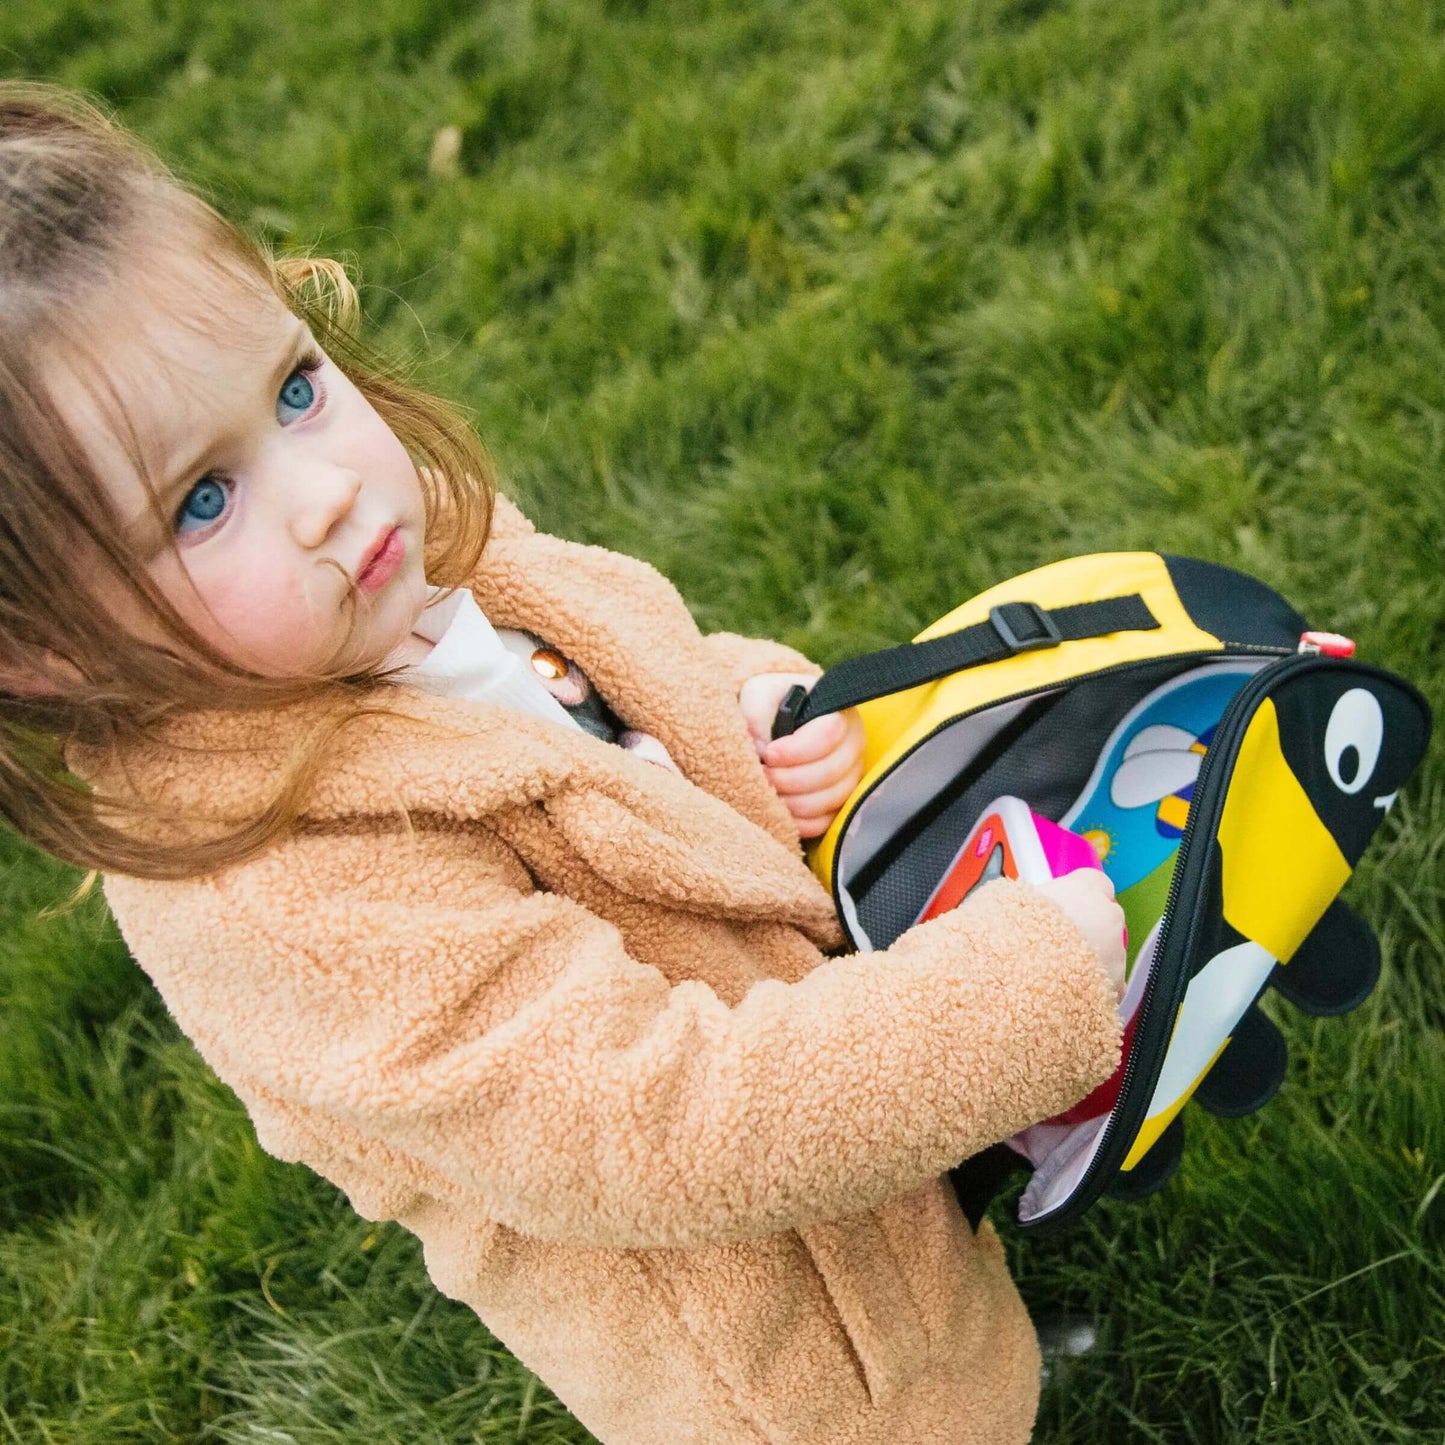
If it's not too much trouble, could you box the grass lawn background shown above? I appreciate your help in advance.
[2,0,1443,1439]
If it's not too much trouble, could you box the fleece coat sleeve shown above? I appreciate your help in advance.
[121,828,1122,1252]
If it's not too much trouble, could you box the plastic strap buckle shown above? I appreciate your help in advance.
[989,601,1063,655]
[770,682,811,740]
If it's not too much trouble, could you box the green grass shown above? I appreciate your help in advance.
[2,0,1444,1438]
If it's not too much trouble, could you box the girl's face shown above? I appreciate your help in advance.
[50,257,431,678]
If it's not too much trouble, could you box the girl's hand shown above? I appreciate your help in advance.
[737,673,866,839]
[1035,870,1128,999]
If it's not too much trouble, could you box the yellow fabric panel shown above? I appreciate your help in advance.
[811,553,1225,887]
[1120,1039,1226,1171]
[1216,700,1350,963]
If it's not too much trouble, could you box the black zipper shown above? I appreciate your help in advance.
[1019,650,1328,1234]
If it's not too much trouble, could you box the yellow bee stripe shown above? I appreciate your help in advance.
[1216,699,1349,963]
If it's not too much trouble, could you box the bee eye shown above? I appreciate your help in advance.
[1323,688,1383,794]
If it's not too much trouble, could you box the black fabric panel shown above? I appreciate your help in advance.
[1162,554,1308,647]
[1271,667,1432,866]
[949,1143,1029,1230]
[1188,846,1234,980]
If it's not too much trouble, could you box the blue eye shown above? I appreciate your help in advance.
[175,476,231,534]
[277,366,317,423]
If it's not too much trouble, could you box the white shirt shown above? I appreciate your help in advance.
[387,586,580,731]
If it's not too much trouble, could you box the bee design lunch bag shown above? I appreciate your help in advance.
[770,553,1433,1233]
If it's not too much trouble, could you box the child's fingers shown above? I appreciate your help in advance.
[760,711,847,767]
[762,744,859,797]
[772,769,861,822]
[794,812,837,840]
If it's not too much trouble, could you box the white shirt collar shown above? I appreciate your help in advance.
[387,586,577,729]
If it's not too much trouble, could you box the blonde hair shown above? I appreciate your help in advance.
[0,81,497,880]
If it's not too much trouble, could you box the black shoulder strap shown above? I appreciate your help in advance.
[772,594,1159,739]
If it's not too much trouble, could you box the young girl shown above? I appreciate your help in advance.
[0,84,1126,1445]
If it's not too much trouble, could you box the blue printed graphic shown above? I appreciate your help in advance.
[1062,667,1257,895]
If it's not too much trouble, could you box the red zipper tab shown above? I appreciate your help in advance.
[1299,630,1356,658]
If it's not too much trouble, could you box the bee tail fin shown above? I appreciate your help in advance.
[1195,1004,1286,1118]
[1271,900,1380,1017]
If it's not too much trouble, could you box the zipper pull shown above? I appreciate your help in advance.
[1298,630,1356,658]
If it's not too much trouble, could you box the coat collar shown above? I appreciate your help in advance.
[471,496,799,843]
[74,497,841,942]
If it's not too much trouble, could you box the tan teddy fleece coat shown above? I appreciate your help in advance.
[85,497,1122,1445]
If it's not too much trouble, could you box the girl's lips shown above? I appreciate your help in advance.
[356,526,404,592]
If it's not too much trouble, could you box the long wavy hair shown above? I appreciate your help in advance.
[0,82,497,881]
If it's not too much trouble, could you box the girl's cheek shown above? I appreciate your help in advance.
[222,565,335,663]
[172,550,334,672]
[346,388,421,492]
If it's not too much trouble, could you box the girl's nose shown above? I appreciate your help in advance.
[288,465,363,549]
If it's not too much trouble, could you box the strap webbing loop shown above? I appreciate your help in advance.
[771,593,1159,739]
